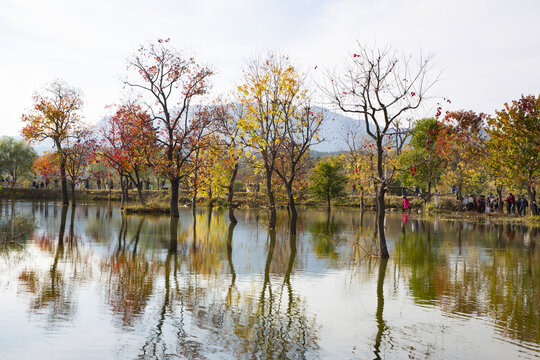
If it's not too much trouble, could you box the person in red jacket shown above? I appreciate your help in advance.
[403,196,411,213]
[506,193,516,214]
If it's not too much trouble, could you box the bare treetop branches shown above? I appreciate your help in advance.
[323,44,437,139]
[123,39,215,217]
[124,39,213,131]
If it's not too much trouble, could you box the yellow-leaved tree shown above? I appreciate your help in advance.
[237,54,322,232]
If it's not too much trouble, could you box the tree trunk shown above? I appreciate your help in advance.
[70,182,76,206]
[360,187,365,210]
[376,139,389,258]
[192,184,198,213]
[123,176,129,203]
[527,185,536,216]
[136,182,145,205]
[120,176,125,210]
[326,193,331,212]
[207,186,213,209]
[69,204,76,243]
[58,205,68,246]
[265,167,276,229]
[60,161,69,205]
[227,162,239,223]
[376,183,389,258]
[497,186,504,214]
[170,178,180,218]
[169,216,178,253]
[425,180,432,204]
[286,184,298,235]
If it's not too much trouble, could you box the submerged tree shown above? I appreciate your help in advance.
[237,53,320,229]
[123,38,214,217]
[324,44,437,257]
[21,80,84,205]
[211,101,245,224]
[98,101,157,205]
[64,128,96,205]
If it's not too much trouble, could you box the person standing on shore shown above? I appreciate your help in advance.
[434,189,440,208]
[518,195,528,216]
[403,196,411,213]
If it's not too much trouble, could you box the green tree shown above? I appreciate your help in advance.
[398,118,444,202]
[309,158,347,211]
[0,136,38,187]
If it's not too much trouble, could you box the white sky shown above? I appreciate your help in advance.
[1,0,539,136]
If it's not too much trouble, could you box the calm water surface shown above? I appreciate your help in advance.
[0,200,538,359]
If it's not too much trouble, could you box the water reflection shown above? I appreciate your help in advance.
[0,202,539,359]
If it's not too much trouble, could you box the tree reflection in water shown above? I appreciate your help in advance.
[17,204,92,328]
[7,204,540,359]
[373,258,389,360]
[394,220,540,346]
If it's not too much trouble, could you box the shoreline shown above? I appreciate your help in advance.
[1,188,538,226]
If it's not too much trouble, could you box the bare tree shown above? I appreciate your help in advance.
[123,39,214,217]
[211,100,245,224]
[323,44,437,257]
[274,102,323,234]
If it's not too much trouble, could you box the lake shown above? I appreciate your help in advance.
[0,200,538,359]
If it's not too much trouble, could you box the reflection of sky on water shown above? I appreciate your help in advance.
[0,200,538,359]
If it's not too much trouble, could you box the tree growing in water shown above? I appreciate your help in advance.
[123,38,214,217]
[21,80,84,205]
[237,53,321,230]
[323,44,437,257]
[98,101,157,206]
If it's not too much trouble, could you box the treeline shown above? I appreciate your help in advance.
[14,40,539,256]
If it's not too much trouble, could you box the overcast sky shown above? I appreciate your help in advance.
[1,0,539,137]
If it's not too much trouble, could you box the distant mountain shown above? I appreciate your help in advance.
[24,106,366,155]
[311,106,366,152]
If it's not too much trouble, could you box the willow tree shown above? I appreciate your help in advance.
[237,54,321,230]
[123,39,213,217]
[21,80,84,205]
[324,45,436,257]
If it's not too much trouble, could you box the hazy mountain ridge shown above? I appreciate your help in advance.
[16,106,366,155]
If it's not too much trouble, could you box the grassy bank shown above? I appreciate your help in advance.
[2,188,538,226]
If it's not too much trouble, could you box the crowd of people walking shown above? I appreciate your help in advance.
[456,193,537,216]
